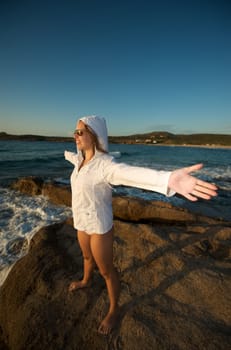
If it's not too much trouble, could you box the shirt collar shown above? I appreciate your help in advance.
[77,148,104,164]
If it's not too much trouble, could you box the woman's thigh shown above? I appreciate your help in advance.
[90,228,114,275]
[77,230,93,258]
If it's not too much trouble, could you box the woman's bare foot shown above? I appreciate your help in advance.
[98,309,120,335]
[68,280,91,292]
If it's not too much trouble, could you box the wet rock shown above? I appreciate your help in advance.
[113,196,198,223]
[42,182,71,207]
[11,177,71,207]
[11,176,44,196]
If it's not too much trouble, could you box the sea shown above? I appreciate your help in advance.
[0,140,230,286]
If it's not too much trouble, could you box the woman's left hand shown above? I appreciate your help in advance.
[168,163,218,201]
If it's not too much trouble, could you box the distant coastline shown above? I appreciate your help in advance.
[1,131,231,147]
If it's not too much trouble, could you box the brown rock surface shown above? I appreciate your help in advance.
[0,177,230,349]
[0,220,230,350]
[11,177,71,207]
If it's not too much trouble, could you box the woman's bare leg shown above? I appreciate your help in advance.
[90,228,120,334]
[68,230,96,291]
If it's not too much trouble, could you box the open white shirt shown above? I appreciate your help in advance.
[65,150,174,234]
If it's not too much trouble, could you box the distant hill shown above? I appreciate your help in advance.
[0,132,72,142]
[1,131,231,146]
[109,131,231,146]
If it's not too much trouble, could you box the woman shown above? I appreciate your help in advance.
[64,115,217,335]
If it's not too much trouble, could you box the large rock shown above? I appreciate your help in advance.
[11,177,71,207]
[0,217,230,349]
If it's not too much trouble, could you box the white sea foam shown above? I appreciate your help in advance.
[0,188,72,286]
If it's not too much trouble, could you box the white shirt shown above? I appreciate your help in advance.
[64,150,173,234]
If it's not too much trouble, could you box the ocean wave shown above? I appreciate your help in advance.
[0,188,72,286]
[0,154,65,164]
[118,151,140,157]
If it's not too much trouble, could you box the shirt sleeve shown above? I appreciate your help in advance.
[64,151,79,166]
[103,157,175,196]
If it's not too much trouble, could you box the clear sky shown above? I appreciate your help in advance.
[0,0,230,136]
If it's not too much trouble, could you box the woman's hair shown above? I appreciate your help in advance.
[85,124,108,154]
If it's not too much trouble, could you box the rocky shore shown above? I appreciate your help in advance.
[0,177,230,350]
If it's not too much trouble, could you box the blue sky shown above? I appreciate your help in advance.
[0,0,230,136]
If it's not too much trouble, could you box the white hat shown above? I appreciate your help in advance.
[79,115,109,152]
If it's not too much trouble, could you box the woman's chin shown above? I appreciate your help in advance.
[76,143,82,149]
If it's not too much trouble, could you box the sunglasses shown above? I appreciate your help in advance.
[73,129,87,136]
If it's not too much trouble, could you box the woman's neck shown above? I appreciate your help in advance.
[83,148,95,162]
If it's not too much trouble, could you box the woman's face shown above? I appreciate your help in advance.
[74,120,94,151]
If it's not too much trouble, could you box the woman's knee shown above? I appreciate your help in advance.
[83,254,95,264]
[98,264,115,280]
